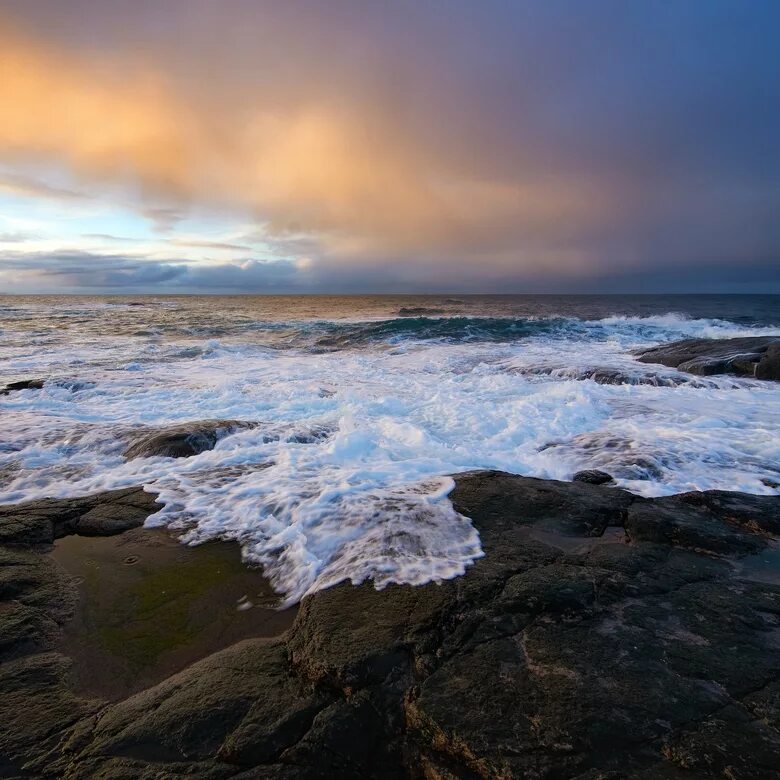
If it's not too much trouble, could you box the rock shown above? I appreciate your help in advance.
[1,472,779,778]
[528,365,714,387]
[757,343,780,380]
[0,486,161,546]
[636,336,780,380]
[0,378,45,395]
[573,469,614,485]
[624,494,769,555]
[124,420,255,459]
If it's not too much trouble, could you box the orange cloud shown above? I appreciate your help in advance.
[0,17,608,268]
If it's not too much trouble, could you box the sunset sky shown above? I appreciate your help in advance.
[0,0,778,293]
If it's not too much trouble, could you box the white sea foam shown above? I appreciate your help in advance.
[1,308,779,603]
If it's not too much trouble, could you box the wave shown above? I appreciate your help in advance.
[305,313,779,351]
[1,300,779,605]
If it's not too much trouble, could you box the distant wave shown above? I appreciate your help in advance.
[306,313,779,351]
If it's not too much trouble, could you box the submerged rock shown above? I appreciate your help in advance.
[2,472,780,778]
[123,419,256,459]
[572,468,614,484]
[636,336,780,380]
[0,378,45,395]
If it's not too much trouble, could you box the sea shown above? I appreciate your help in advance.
[1,294,779,604]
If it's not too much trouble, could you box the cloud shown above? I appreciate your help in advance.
[0,11,615,264]
[0,250,305,292]
[0,250,187,288]
[142,206,186,232]
[168,238,252,252]
[0,171,88,203]
[0,231,31,244]
[0,2,778,290]
[2,246,777,295]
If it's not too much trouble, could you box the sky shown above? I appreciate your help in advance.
[0,0,778,294]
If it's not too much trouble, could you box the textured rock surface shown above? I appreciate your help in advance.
[0,487,160,546]
[124,420,256,459]
[636,336,780,380]
[572,469,614,485]
[1,473,779,778]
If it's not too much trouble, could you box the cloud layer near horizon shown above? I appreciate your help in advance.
[0,0,779,292]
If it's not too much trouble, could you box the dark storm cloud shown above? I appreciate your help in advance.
[3,247,773,295]
[0,0,778,291]
[0,250,305,293]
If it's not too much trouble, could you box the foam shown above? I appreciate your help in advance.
[1,305,779,603]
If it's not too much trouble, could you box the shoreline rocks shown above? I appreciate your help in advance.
[1,472,779,778]
[636,336,780,380]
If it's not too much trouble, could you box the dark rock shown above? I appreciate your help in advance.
[2,472,780,778]
[124,419,256,459]
[625,494,768,555]
[636,336,780,380]
[527,365,715,387]
[573,469,614,485]
[756,343,780,380]
[0,486,161,546]
[662,704,780,779]
[0,378,45,395]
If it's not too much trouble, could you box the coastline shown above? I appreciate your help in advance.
[2,470,779,778]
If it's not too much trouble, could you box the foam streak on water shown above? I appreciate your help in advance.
[1,296,779,604]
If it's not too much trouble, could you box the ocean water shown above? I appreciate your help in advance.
[1,294,779,604]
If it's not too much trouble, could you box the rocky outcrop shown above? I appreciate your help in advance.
[1,473,780,778]
[123,420,256,459]
[636,336,780,380]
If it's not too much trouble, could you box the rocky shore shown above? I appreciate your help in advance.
[1,472,779,779]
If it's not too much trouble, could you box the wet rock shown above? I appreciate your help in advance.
[527,365,714,387]
[0,378,45,395]
[636,336,780,380]
[124,419,255,459]
[573,469,614,485]
[0,486,161,546]
[1,472,780,778]
[756,343,780,380]
[662,704,780,779]
[625,495,768,555]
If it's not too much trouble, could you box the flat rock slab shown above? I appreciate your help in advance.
[636,336,780,380]
[1,472,780,778]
